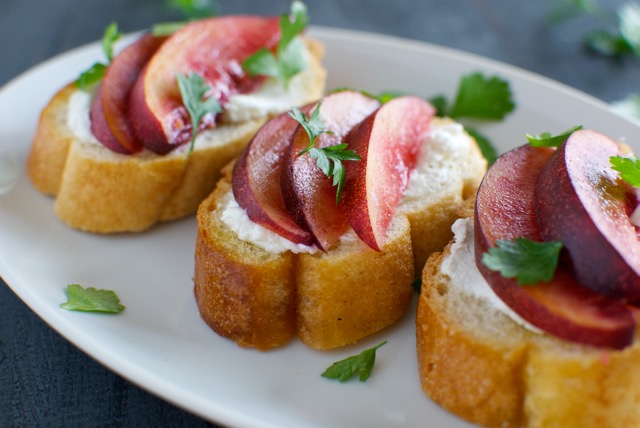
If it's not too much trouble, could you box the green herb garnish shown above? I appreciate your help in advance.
[444,73,515,120]
[429,72,515,165]
[151,0,218,36]
[289,103,358,204]
[482,238,563,285]
[75,22,122,91]
[526,125,583,147]
[290,102,333,150]
[321,341,387,382]
[464,127,498,166]
[167,0,219,19]
[243,1,309,88]
[549,1,640,58]
[547,0,608,24]
[60,284,125,313]
[151,21,189,36]
[176,72,222,153]
[611,155,640,187]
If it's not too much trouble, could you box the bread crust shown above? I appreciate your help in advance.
[27,84,76,195]
[194,166,414,350]
[27,39,326,233]
[417,217,640,428]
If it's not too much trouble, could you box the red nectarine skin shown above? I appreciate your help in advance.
[342,96,434,251]
[282,91,380,251]
[91,33,166,154]
[535,130,640,302]
[129,16,280,154]
[232,107,314,245]
[475,144,634,349]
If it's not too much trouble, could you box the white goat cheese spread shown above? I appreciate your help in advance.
[220,192,319,254]
[441,218,542,333]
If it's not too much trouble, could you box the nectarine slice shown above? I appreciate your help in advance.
[342,96,434,251]
[475,144,634,349]
[535,130,640,301]
[232,108,313,245]
[129,16,280,154]
[283,91,380,251]
[91,34,166,154]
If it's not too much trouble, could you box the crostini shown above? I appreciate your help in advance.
[27,7,326,233]
[417,129,640,428]
[194,90,487,350]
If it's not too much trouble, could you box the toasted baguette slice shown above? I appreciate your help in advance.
[194,118,487,350]
[27,40,326,233]
[417,211,640,428]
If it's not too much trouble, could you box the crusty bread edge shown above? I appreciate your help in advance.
[417,210,640,428]
[27,38,326,233]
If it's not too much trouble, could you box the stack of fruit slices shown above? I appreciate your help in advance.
[475,129,640,349]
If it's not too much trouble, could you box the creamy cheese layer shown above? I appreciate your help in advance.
[221,47,320,123]
[219,120,480,254]
[220,192,319,254]
[441,218,542,333]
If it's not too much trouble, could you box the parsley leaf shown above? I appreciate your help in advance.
[550,1,640,58]
[152,0,218,36]
[176,72,222,153]
[75,22,122,91]
[289,103,357,203]
[482,238,563,285]
[526,125,583,147]
[289,102,333,153]
[151,21,189,36]
[464,127,498,165]
[309,145,360,204]
[547,0,607,24]
[321,341,387,382]
[611,155,640,187]
[428,95,448,116]
[243,1,309,87]
[167,0,218,19]
[60,284,125,313]
[620,2,640,54]
[429,72,515,165]
[447,73,515,120]
[75,63,108,91]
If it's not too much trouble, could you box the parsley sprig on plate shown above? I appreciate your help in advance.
[429,72,516,165]
[331,72,515,165]
[75,22,122,91]
[321,341,387,382]
[61,284,125,313]
[289,103,359,204]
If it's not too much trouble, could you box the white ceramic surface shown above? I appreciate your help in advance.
[1,26,638,428]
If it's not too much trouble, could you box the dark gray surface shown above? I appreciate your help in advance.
[0,0,637,427]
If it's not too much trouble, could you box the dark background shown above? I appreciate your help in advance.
[1,0,637,426]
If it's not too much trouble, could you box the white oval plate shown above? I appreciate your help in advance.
[0,26,638,428]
